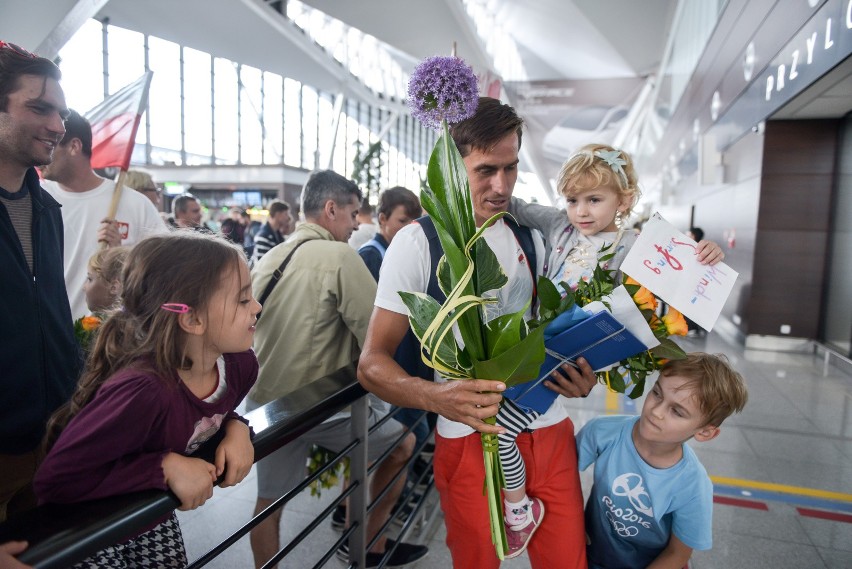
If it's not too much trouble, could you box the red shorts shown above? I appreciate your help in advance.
[434,418,587,568]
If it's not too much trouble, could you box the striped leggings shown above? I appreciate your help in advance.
[496,398,540,491]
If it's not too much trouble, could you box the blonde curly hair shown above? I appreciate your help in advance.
[556,143,641,217]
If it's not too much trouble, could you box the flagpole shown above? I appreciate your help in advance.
[101,169,126,249]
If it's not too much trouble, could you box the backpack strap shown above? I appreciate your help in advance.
[502,215,538,312]
[358,237,387,258]
[394,214,538,380]
[415,215,447,302]
[256,238,312,320]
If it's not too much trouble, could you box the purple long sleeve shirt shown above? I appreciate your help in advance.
[35,350,258,504]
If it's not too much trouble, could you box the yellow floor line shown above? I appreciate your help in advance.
[710,475,852,503]
[605,390,619,414]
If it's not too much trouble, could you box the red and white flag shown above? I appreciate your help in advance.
[84,71,153,171]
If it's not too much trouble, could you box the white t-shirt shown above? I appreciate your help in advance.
[43,178,168,319]
[376,218,573,438]
[348,222,377,250]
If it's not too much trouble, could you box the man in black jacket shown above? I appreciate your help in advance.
[0,41,80,522]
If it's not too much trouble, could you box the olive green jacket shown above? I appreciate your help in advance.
[248,223,377,405]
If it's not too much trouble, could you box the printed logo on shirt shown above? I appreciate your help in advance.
[600,472,653,538]
[186,414,225,454]
[117,221,129,240]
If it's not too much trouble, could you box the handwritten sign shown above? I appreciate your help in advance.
[620,213,738,331]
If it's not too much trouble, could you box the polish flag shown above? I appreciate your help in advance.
[84,71,153,171]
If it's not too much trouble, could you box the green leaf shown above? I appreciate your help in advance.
[484,308,527,359]
[607,369,627,392]
[472,324,547,384]
[537,276,562,312]
[474,238,509,294]
[651,338,688,360]
[627,376,646,399]
[398,291,462,372]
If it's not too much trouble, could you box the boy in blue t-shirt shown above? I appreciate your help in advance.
[577,352,748,569]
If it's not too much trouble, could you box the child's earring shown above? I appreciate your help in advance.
[615,210,624,229]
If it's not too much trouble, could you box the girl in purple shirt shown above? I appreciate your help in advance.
[36,232,261,568]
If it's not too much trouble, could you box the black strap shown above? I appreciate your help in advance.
[417,214,538,309]
[256,239,311,320]
[396,215,539,381]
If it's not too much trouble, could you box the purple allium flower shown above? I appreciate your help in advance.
[408,56,479,129]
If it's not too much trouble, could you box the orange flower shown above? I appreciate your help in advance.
[661,307,688,336]
[632,285,657,312]
[81,315,102,332]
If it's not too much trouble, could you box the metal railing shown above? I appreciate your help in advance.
[0,362,436,568]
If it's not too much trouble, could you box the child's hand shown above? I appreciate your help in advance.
[695,240,724,265]
[161,452,216,511]
[0,541,32,569]
[215,419,254,488]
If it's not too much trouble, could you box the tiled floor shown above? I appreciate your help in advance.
[178,330,852,568]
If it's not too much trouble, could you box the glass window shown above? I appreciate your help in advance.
[283,78,302,167]
[57,19,104,114]
[183,48,212,162]
[213,57,239,164]
[263,72,284,164]
[106,27,145,95]
[240,64,263,165]
[147,37,182,160]
[301,85,318,170]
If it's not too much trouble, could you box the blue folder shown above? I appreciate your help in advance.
[503,311,646,414]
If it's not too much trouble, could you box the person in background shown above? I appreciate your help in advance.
[357,186,421,282]
[40,110,167,319]
[172,193,211,232]
[0,40,79,523]
[250,199,291,266]
[124,169,162,210]
[220,206,247,246]
[248,170,425,568]
[347,197,376,250]
[35,232,259,567]
[83,246,128,314]
[687,226,705,243]
[577,353,748,569]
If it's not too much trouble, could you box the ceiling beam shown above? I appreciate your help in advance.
[238,0,407,114]
[36,0,111,60]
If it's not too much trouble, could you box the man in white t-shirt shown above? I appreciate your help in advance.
[358,97,598,569]
[347,198,376,250]
[40,110,167,319]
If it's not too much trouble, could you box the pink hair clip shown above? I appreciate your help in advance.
[161,303,190,314]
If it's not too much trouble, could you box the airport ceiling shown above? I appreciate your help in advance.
[4,0,676,98]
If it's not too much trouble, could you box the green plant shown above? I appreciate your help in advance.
[351,140,384,203]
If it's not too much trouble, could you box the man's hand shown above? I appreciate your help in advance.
[544,357,597,398]
[431,379,506,435]
[97,218,122,247]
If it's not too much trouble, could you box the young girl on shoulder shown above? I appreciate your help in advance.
[495,143,724,558]
[35,232,261,568]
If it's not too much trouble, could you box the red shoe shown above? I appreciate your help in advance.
[504,497,545,559]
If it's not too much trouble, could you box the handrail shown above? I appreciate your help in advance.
[0,362,367,568]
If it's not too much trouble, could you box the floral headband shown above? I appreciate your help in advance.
[592,149,628,185]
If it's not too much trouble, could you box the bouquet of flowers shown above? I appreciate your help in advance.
[306,445,349,497]
[533,242,688,399]
[401,55,559,559]
[73,314,102,353]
